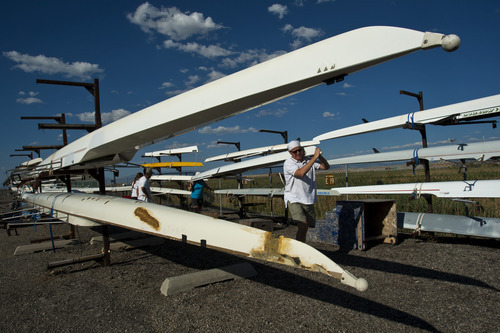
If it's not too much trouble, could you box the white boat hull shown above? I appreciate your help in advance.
[215,188,340,197]
[398,212,500,239]
[205,140,319,163]
[195,146,317,181]
[333,180,500,198]
[315,95,500,142]
[327,140,500,165]
[22,192,368,291]
[38,26,458,171]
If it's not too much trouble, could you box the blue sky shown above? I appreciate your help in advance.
[1,0,499,181]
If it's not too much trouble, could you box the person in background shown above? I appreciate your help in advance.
[283,140,330,242]
[188,173,214,213]
[130,172,143,200]
[137,169,153,202]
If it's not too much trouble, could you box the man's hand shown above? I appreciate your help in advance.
[313,147,322,159]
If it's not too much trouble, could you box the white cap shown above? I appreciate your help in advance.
[287,140,301,151]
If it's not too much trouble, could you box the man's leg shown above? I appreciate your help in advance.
[288,202,310,243]
[191,198,201,213]
[296,221,308,242]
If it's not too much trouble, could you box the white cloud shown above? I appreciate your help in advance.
[281,25,322,48]
[268,4,288,19]
[3,51,103,79]
[282,24,293,33]
[163,69,225,96]
[159,81,175,89]
[76,108,131,124]
[162,141,193,149]
[184,75,201,86]
[206,70,226,82]
[220,49,286,68]
[16,91,42,104]
[323,111,339,118]
[290,26,322,40]
[253,108,288,118]
[163,40,233,58]
[127,3,223,41]
[16,97,43,105]
[342,83,354,88]
[18,91,39,97]
[165,88,190,97]
[206,140,221,149]
[198,125,258,135]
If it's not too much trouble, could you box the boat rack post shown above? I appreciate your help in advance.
[10,153,33,159]
[36,78,111,267]
[400,90,433,213]
[217,141,245,217]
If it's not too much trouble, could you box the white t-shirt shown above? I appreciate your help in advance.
[131,180,139,198]
[136,176,150,202]
[283,156,320,206]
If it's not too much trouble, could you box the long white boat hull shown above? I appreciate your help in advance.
[150,175,194,182]
[215,188,340,197]
[38,27,458,171]
[150,187,191,196]
[194,146,317,181]
[143,146,199,157]
[205,140,319,163]
[398,212,500,239]
[22,192,368,291]
[315,94,500,142]
[333,180,500,198]
[328,140,500,165]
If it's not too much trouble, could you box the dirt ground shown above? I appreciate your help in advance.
[0,191,498,332]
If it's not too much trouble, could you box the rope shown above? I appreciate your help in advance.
[414,213,425,235]
[412,183,424,199]
[412,148,420,175]
[406,112,415,128]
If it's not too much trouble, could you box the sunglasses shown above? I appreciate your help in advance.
[290,148,302,154]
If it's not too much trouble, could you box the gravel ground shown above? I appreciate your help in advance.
[0,192,498,333]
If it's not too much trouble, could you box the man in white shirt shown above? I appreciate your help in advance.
[284,140,330,242]
[137,169,153,202]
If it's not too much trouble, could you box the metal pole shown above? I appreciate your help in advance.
[93,79,102,128]
[219,178,222,216]
[345,164,349,200]
[400,90,433,213]
[259,129,288,143]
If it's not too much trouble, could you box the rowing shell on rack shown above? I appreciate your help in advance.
[327,140,500,165]
[194,147,317,181]
[22,192,368,291]
[36,26,459,171]
[141,162,203,168]
[315,94,500,142]
[332,180,500,198]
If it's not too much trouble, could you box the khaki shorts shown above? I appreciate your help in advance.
[287,202,316,227]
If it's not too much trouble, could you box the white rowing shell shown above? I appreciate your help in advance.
[39,26,458,171]
[23,192,368,291]
[333,180,500,198]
